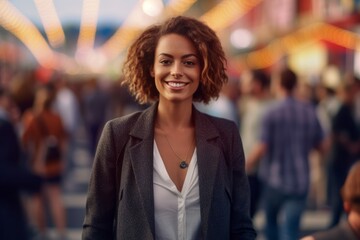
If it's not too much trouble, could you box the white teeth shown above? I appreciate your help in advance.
[167,82,186,87]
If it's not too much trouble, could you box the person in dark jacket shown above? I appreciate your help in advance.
[301,161,360,240]
[82,16,256,240]
[0,87,42,240]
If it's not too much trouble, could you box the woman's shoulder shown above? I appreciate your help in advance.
[106,110,144,129]
[199,110,237,128]
[196,110,238,138]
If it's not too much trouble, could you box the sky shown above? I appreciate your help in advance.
[9,0,138,27]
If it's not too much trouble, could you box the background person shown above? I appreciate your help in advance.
[301,161,360,240]
[240,69,272,218]
[0,87,43,240]
[22,84,68,240]
[246,68,324,240]
[326,80,360,228]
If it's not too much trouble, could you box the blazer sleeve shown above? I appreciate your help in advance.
[229,122,257,240]
[82,121,118,240]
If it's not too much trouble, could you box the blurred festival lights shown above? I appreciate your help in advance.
[77,0,100,53]
[200,0,263,31]
[0,0,360,75]
[34,0,65,48]
[246,22,360,69]
[230,28,254,49]
[0,0,58,68]
[142,0,164,17]
[0,0,264,74]
[97,0,197,63]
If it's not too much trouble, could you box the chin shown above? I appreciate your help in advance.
[163,95,193,104]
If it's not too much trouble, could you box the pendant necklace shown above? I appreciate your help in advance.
[163,134,194,169]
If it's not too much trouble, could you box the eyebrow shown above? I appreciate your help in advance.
[157,53,198,59]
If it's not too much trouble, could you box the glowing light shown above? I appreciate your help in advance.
[34,0,65,48]
[0,0,57,68]
[322,65,341,89]
[77,0,100,54]
[289,42,327,75]
[75,49,107,74]
[200,0,263,31]
[98,0,197,61]
[142,0,164,17]
[246,22,360,69]
[230,28,254,49]
[354,43,360,78]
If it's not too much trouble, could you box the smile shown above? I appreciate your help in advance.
[165,81,189,88]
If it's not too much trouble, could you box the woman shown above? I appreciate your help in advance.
[22,84,67,239]
[82,16,256,240]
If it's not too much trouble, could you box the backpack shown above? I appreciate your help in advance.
[36,117,62,164]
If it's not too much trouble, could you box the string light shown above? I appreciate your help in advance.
[0,0,57,68]
[200,0,263,31]
[34,0,65,48]
[246,22,360,69]
[142,0,164,17]
[98,0,197,61]
[2,0,359,74]
[77,0,100,54]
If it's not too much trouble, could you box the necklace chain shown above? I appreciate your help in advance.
[163,134,194,169]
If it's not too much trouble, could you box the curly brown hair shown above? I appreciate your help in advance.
[122,16,228,104]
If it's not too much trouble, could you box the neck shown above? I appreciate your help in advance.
[255,91,269,100]
[348,211,360,238]
[156,100,193,129]
[278,87,293,98]
[34,105,46,114]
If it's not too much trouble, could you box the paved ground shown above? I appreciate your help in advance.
[254,209,331,239]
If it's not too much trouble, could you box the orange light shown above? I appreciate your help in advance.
[0,0,57,68]
[34,0,65,48]
[200,0,263,31]
[245,22,360,69]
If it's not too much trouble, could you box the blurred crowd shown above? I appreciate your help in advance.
[0,66,146,240]
[1,61,360,240]
[197,64,360,240]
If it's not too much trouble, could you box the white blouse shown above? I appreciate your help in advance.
[153,141,201,240]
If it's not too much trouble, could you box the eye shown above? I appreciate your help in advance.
[159,59,172,65]
[183,59,197,66]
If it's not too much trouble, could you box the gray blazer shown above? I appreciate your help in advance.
[82,102,256,240]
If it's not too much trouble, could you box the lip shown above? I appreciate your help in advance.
[164,80,190,90]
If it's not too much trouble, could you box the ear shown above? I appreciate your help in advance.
[150,68,154,77]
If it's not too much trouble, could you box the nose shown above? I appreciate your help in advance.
[171,62,183,78]
[171,72,183,78]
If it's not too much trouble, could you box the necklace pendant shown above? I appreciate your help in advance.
[179,161,188,169]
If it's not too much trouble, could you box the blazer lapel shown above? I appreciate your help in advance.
[128,103,158,237]
[194,108,221,239]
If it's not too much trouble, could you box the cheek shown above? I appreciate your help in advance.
[153,66,168,80]
[153,71,167,90]
[190,68,201,82]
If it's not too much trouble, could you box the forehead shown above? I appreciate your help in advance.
[155,33,197,56]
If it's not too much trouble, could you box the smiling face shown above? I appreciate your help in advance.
[152,33,201,104]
